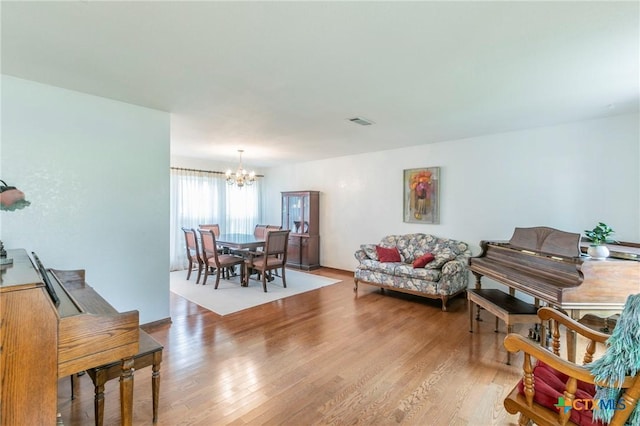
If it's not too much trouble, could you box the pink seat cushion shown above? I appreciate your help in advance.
[517,362,598,426]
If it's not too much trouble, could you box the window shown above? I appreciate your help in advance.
[170,168,263,270]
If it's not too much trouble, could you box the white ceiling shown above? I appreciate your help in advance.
[2,1,638,168]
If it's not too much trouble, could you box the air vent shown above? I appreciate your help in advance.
[348,117,374,126]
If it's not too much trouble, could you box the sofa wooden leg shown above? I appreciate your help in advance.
[441,296,449,311]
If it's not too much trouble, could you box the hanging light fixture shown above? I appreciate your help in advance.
[225,150,256,187]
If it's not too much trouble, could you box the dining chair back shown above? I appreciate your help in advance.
[264,225,284,272]
[181,227,203,284]
[253,224,268,239]
[199,224,220,237]
[244,230,290,292]
[198,228,244,288]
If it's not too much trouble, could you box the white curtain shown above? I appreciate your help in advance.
[170,168,263,271]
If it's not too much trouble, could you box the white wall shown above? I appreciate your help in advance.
[263,113,640,272]
[1,76,170,324]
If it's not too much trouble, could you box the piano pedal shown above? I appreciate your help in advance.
[544,333,551,349]
[528,324,541,342]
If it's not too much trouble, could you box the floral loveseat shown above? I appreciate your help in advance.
[354,233,472,311]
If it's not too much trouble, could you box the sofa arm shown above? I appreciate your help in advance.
[442,258,467,276]
[354,249,368,263]
[438,259,469,294]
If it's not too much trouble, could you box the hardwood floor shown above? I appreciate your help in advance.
[57,268,526,425]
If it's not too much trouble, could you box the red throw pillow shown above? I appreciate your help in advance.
[375,245,401,262]
[413,253,435,268]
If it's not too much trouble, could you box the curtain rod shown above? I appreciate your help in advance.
[170,166,264,178]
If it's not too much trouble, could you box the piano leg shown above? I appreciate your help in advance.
[562,309,582,363]
[120,357,135,426]
[70,373,80,399]
[92,369,107,426]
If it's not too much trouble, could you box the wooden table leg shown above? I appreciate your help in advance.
[120,357,135,426]
[151,351,162,423]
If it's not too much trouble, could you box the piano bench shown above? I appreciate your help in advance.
[70,329,163,426]
[467,289,539,365]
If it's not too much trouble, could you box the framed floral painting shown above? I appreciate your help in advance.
[403,167,440,224]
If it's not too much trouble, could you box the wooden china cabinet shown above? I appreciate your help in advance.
[281,191,320,270]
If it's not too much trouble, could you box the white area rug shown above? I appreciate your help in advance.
[170,269,340,315]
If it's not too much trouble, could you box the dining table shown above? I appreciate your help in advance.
[215,233,270,286]
[216,233,265,251]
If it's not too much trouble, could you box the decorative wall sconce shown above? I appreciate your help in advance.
[0,180,30,211]
[1,179,30,265]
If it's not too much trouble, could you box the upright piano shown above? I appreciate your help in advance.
[0,249,139,425]
[469,227,640,358]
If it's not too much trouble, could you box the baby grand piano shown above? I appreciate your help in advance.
[470,227,640,360]
[0,249,139,425]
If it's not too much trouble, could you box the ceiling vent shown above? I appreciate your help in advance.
[348,117,374,126]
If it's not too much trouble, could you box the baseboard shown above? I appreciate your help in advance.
[310,266,353,275]
[141,317,172,332]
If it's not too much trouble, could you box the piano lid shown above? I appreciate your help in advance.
[508,227,581,258]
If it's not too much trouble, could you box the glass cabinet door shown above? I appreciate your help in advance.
[282,194,303,233]
[290,195,301,232]
[281,191,320,270]
[302,194,309,233]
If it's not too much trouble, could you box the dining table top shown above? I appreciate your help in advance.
[216,233,265,250]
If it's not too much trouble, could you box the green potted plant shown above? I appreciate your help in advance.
[584,222,615,260]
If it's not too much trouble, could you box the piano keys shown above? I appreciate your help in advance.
[469,227,640,360]
[0,249,139,425]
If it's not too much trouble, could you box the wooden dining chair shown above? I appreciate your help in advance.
[198,228,245,288]
[265,225,283,275]
[244,230,290,292]
[181,227,203,284]
[199,224,226,254]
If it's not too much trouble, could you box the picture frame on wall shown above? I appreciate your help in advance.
[403,167,440,224]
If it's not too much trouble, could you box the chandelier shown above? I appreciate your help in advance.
[225,150,256,187]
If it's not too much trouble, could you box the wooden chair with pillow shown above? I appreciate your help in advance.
[503,302,640,426]
[244,230,290,292]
